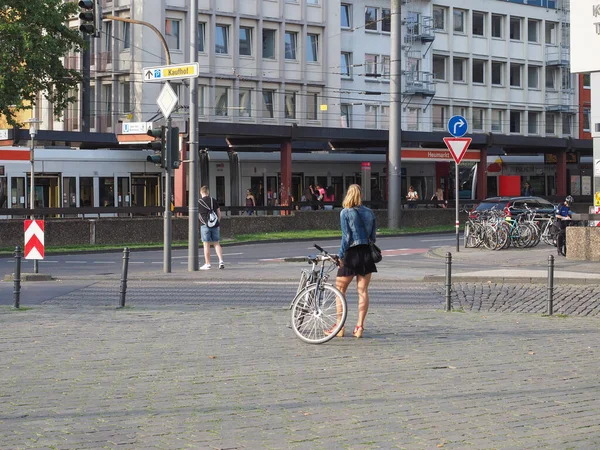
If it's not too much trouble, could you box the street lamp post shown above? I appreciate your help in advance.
[26,118,42,274]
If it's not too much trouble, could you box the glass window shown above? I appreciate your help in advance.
[381,105,390,129]
[341,52,352,77]
[365,54,378,75]
[528,111,539,134]
[472,108,484,131]
[472,12,484,36]
[545,22,557,44]
[285,92,296,119]
[285,31,297,60]
[102,84,112,127]
[340,104,351,127]
[122,22,130,49]
[546,113,555,134]
[528,66,539,89]
[492,109,503,132]
[562,115,572,135]
[381,55,390,78]
[215,86,228,116]
[100,177,114,207]
[583,73,591,88]
[492,61,503,85]
[239,88,252,117]
[583,108,591,131]
[263,90,274,118]
[262,29,276,59]
[80,177,94,207]
[509,17,521,40]
[527,19,539,43]
[365,105,378,128]
[307,93,318,121]
[104,21,112,53]
[510,63,521,87]
[546,67,557,89]
[453,58,465,82]
[382,9,391,32]
[120,80,131,113]
[341,4,351,28]
[432,105,446,129]
[365,7,377,31]
[453,9,465,33]
[406,107,418,131]
[216,25,229,54]
[509,111,521,133]
[433,7,445,31]
[433,55,445,80]
[306,34,318,62]
[0,177,7,208]
[198,22,206,52]
[472,60,485,84]
[239,27,252,56]
[307,0,318,4]
[491,14,503,38]
[165,19,180,50]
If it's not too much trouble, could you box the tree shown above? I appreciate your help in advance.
[0,0,84,127]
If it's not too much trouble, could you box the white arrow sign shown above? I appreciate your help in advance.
[443,137,472,165]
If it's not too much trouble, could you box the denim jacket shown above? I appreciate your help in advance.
[338,205,377,259]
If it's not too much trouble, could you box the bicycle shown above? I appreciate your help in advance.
[289,244,347,344]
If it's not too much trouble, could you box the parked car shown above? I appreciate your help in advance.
[469,196,556,219]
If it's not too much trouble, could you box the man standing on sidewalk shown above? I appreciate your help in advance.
[198,186,225,270]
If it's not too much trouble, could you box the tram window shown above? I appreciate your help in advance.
[117,177,130,207]
[80,177,94,207]
[11,177,25,208]
[100,177,114,207]
[216,176,225,205]
[0,177,6,208]
[63,177,77,207]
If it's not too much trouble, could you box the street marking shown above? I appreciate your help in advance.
[39,260,58,263]
[130,261,145,264]
[420,238,458,242]
[93,261,115,264]
[259,257,286,261]
[66,261,87,264]
[383,248,428,256]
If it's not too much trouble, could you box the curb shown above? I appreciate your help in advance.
[424,275,600,285]
[3,273,54,282]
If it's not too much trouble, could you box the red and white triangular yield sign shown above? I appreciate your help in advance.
[24,220,45,260]
[443,137,472,165]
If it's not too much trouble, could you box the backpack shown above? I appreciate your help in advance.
[199,197,219,228]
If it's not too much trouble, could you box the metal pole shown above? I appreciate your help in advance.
[13,246,22,309]
[547,254,554,316]
[164,117,172,273]
[81,33,91,133]
[388,0,402,229]
[118,247,130,308]
[455,162,460,253]
[188,0,199,271]
[445,252,452,312]
[30,131,38,273]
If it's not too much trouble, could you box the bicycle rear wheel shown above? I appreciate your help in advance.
[291,283,347,344]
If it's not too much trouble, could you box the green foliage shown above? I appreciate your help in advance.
[0,0,84,126]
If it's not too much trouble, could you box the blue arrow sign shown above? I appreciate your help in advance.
[447,115,468,137]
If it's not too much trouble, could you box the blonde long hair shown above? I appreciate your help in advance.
[342,184,362,209]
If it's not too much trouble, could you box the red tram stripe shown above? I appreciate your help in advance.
[0,149,30,161]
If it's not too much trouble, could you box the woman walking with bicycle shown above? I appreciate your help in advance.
[334,184,378,338]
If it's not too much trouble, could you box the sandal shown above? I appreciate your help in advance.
[324,324,345,337]
[353,325,364,338]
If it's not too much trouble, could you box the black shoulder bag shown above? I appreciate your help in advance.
[354,208,382,263]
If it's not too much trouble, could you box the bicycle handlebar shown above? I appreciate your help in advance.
[313,244,340,266]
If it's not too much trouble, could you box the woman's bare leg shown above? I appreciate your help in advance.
[355,273,372,328]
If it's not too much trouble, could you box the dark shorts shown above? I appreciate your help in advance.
[337,244,378,277]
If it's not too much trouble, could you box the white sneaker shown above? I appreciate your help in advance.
[219,262,225,269]
[200,264,211,270]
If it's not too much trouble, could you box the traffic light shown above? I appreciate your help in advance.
[78,0,101,37]
[147,126,167,168]
[169,126,181,169]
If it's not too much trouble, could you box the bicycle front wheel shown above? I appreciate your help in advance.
[290,283,347,344]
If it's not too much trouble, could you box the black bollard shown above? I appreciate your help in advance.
[445,252,452,312]
[13,246,22,309]
[118,247,130,309]
[547,254,554,316]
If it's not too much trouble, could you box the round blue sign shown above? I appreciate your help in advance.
[447,115,468,137]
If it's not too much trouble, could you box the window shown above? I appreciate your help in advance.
[583,73,591,88]
[491,14,503,38]
[365,105,378,128]
[285,31,297,60]
[381,55,390,79]
[80,177,94,207]
[453,58,465,82]
[341,52,352,77]
[285,91,296,119]
[528,66,539,89]
[122,22,130,49]
[561,70,571,90]
[432,105,446,129]
[382,9,391,32]
[365,7,377,31]
[239,27,252,56]
[527,19,539,43]
[562,115,572,135]
[546,67,557,89]
[509,110,520,133]
[216,24,229,54]
[119,80,131,113]
[433,55,446,80]
[405,107,418,131]
[492,110,503,132]
[198,22,206,52]
[215,86,228,116]
[583,108,591,131]
[472,108,484,131]
[365,54,378,75]
[262,29,276,59]
[239,88,252,117]
[340,104,351,127]
[472,60,485,84]
[510,63,522,87]
[307,93,318,121]
[546,113,555,134]
[263,90,274,118]
[528,112,539,134]
[104,21,112,53]
[406,12,420,36]
[307,0,318,4]
[306,34,319,62]
[453,106,466,118]
[545,21,557,44]
[492,61,503,85]
[381,105,390,129]
[165,19,180,50]
[433,7,445,31]
[341,4,351,28]
[509,17,522,40]
[453,9,465,33]
[472,12,485,36]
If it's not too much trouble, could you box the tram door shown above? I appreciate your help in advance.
[0,176,7,208]
[131,175,161,207]
[34,175,60,208]
[117,177,130,206]
[11,177,26,208]
[331,176,343,204]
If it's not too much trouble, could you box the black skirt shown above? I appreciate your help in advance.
[338,244,378,277]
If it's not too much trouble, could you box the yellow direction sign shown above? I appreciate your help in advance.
[143,63,200,82]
